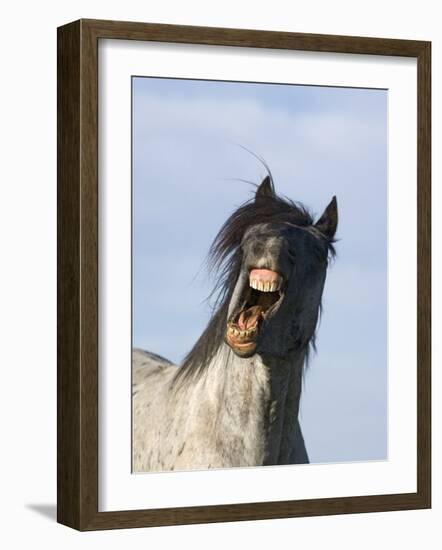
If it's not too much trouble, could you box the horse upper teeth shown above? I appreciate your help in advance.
[249,275,282,292]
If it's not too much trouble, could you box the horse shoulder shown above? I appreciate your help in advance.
[132,349,179,471]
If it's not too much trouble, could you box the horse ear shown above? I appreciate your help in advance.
[315,196,338,239]
[255,176,275,201]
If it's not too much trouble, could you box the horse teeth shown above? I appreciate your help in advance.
[249,276,282,292]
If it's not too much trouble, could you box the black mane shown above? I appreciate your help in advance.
[171,184,323,390]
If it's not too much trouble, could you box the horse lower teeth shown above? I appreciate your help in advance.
[227,325,256,339]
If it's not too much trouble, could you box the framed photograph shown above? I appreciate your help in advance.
[57,19,431,530]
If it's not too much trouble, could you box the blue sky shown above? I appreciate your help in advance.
[132,76,388,464]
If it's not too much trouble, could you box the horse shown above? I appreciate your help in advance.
[133,174,337,472]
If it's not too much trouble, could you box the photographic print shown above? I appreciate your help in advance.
[131,76,388,473]
[57,20,430,529]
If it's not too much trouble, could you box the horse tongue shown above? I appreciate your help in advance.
[238,306,262,330]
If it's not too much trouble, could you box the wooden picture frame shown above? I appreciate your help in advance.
[57,18,431,530]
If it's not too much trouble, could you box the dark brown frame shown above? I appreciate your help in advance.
[57,18,431,531]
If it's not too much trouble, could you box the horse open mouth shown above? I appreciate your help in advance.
[225,268,283,357]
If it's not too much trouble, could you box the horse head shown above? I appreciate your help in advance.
[221,176,338,359]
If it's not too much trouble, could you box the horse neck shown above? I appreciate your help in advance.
[195,343,306,465]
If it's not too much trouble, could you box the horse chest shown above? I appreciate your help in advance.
[171,360,273,469]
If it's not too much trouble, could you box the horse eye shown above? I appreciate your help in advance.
[287,249,296,263]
